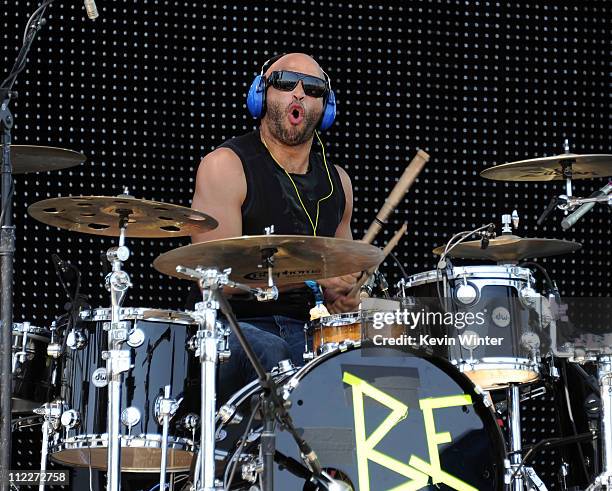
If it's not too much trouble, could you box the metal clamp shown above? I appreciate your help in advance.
[102,349,132,376]
[154,391,183,425]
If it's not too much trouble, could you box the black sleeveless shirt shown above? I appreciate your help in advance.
[220,129,346,321]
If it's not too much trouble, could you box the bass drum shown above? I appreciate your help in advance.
[219,344,506,490]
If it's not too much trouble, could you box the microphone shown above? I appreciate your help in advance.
[84,0,99,20]
[561,181,612,230]
[480,224,496,249]
[536,196,558,226]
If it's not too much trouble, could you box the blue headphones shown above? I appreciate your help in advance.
[246,54,336,131]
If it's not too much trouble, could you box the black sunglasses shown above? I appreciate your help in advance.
[266,71,329,98]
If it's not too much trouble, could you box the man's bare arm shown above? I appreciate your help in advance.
[191,147,246,244]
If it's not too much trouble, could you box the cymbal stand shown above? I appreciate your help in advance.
[506,384,548,491]
[179,267,230,491]
[104,210,133,491]
[588,356,612,490]
[507,384,525,491]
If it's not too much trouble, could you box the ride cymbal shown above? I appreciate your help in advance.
[154,235,385,285]
[28,195,217,238]
[433,235,581,262]
[481,154,612,181]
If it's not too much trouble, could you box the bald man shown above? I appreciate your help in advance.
[190,53,359,402]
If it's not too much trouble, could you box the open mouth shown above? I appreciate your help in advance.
[288,104,305,125]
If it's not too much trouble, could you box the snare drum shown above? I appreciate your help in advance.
[403,265,545,389]
[50,308,199,472]
[218,344,506,490]
[311,312,362,353]
[12,322,55,412]
[311,309,406,354]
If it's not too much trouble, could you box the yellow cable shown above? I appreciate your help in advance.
[260,129,334,236]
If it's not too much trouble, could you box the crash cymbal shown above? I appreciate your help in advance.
[480,154,612,181]
[154,235,385,285]
[433,235,581,262]
[28,195,217,238]
[2,145,86,174]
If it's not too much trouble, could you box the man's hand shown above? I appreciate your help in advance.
[319,272,362,313]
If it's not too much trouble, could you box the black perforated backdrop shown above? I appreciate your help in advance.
[3,2,610,323]
[2,1,610,489]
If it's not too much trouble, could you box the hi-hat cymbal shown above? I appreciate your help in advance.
[480,154,612,181]
[433,235,581,262]
[154,235,385,285]
[2,145,86,174]
[28,196,217,238]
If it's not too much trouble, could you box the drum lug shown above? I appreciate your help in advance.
[120,406,141,428]
[303,350,315,362]
[126,327,145,348]
[455,277,478,305]
[273,359,295,374]
[179,413,200,432]
[518,286,539,309]
[66,329,87,350]
[60,409,81,429]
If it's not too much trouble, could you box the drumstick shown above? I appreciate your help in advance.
[362,149,429,245]
[348,222,407,298]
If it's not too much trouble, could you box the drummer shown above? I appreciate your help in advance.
[189,53,360,402]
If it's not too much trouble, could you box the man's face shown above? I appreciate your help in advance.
[262,54,326,146]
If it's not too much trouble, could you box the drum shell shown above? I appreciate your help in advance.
[12,324,55,411]
[51,308,198,472]
[311,310,409,354]
[404,266,547,388]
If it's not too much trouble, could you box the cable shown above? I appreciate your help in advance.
[224,399,262,489]
[1,0,54,89]
[260,129,334,236]
[518,261,556,297]
[388,251,408,279]
[561,361,590,483]
[147,474,189,491]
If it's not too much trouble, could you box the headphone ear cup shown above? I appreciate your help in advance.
[318,90,336,131]
[246,75,266,118]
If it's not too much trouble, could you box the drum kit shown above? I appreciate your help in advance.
[3,142,612,491]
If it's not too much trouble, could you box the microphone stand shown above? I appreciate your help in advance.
[0,2,54,488]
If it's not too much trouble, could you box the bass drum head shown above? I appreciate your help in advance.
[272,345,505,490]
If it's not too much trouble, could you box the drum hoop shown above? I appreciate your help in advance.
[317,311,361,326]
[80,307,196,325]
[405,265,533,288]
[51,433,195,449]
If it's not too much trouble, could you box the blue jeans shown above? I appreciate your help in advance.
[217,316,312,405]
